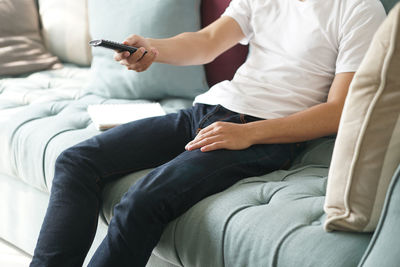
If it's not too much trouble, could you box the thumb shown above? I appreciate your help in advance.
[123,34,141,46]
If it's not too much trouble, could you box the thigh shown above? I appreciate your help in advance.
[128,142,297,219]
[66,108,194,183]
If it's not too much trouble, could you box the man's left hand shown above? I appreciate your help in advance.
[185,122,253,152]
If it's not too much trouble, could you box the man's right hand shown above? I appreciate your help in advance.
[114,34,159,72]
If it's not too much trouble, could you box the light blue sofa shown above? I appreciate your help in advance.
[0,0,399,266]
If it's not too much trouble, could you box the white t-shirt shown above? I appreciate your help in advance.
[194,0,386,119]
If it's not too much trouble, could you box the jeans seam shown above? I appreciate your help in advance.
[197,105,222,130]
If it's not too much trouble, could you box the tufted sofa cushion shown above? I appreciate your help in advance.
[0,66,192,192]
[100,137,372,267]
[0,69,374,265]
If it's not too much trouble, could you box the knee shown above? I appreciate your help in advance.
[52,147,82,187]
[115,188,168,223]
[52,142,100,189]
[54,145,87,175]
[55,146,77,168]
[55,137,103,171]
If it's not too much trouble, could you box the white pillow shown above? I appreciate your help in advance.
[39,0,92,66]
[324,3,400,232]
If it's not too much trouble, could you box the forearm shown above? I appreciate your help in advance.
[185,71,353,152]
[148,16,245,66]
[148,32,216,66]
[116,16,244,71]
[246,72,355,145]
[247,102,343,144]
[185,101,345,152]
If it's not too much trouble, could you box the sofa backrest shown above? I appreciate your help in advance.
[37,0,247,88]
[37,0,396,88]
[201,0,249,87]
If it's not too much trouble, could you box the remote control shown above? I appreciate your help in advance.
[89,39,144,54]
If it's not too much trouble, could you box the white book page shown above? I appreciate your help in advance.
[88,103,166,130]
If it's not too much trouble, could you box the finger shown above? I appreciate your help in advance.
[119,58,131,67]
[197,124,217,136]
[186,136,220,151]
[138,49,157,70]
[186,133,207,148]
[193,128,218,145]
[114,51,130,62]
[126,47,147,64]
[200,142,226,152]
[197,122,227,138]
[123,35,140,46]
[195,123,220,139]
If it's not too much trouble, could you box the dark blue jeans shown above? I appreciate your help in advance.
[30,104,302,267]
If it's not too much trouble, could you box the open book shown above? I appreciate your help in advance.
[87,103,166,131]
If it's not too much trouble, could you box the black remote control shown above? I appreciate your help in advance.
[89,39,144,54]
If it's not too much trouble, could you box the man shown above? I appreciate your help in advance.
[30,0,386,266]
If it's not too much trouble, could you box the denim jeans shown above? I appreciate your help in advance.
[30,104,303,267]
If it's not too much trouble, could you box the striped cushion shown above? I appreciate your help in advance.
[324,3,400,232]
[0,0,61,76]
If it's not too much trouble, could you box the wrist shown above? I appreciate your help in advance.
[245,120,272,145]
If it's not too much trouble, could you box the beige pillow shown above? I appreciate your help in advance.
[324,3,400,232]
[0,0,61,76]
[39,0,92,66]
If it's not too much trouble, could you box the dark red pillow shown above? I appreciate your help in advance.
[201,0,249,87]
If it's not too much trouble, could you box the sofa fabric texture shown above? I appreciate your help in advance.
[0,0,61,76]
[0,65,193,193]
[0,65,374,266]
[84,0,209,101]
[324,2,400,232]
[38,0,92,66]
[101,138,371,267]
[359,165,400,267]
[1,0,400,266]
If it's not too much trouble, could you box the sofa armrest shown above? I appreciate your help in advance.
[358,163,400,267]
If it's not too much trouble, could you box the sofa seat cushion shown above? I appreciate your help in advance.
[101,137,372,267]
[0,65,192,192]
[0,64,89,112]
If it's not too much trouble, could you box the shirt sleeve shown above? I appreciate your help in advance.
[336,0,387,74]
[221,0,253,45]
